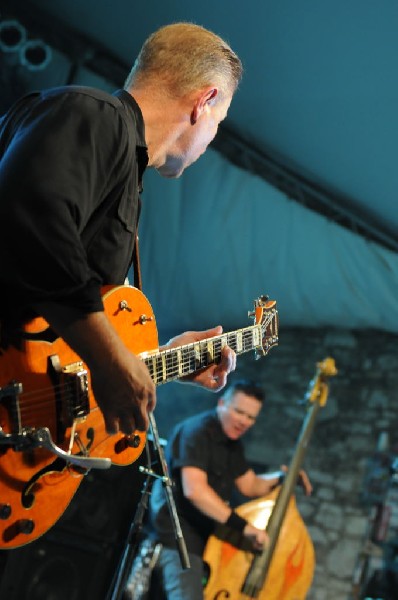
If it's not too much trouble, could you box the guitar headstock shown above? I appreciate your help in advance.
[249,295,279,358]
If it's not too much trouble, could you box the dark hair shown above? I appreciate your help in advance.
[224,379,264,403]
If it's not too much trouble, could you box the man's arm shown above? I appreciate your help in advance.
[35,301,156,435]
[181,466,268,550]
[236,467,313,498]
[235,468,284,498]
[36,304,236,435]
[181,466,233,522]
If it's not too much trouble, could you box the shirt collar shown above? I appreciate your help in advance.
[210,408,233,443]
[113,89,147,149]
[113,89,148,191]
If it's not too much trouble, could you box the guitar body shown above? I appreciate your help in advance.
[0,285,158,549]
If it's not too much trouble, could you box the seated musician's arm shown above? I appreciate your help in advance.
[181,466,268,549]
[235,468,284,498]
[236,466,313,497]
[181,466,232,522]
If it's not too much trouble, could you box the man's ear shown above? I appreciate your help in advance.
[190,87,218,125]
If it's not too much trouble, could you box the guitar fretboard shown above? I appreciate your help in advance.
[143,324,263,386]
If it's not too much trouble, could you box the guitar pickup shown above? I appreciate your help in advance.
[59,361,90,425]
[0,381,23,440]
[47,355,90,442]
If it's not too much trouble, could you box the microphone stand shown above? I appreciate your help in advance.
[106,413,190,600]
[147,412,190,571]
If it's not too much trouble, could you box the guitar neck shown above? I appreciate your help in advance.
[143,324,263,386]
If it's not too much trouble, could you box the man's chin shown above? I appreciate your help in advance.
[156,165,184,179]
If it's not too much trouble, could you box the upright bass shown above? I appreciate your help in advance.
[203,357,337,600]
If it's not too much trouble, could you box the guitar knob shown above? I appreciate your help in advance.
[0,504,11,520]
[126,434,141,448]
[16,519,35,535]
[139,314,153,325]
[119,300,132,312]
[114,434,141,454]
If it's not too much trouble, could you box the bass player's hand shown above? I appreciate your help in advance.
[243,522,269,552]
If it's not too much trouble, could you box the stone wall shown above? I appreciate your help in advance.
[153,326,398,599]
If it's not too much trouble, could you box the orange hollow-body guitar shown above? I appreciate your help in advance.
[0,285,278,549]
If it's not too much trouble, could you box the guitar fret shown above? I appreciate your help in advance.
[226,332,236,353]
[201,341,209,367]
[165,350,176,380]
[182,346,196,376]
[242,330,250,352]
[154,351,166,383]
[253,326,260,348]
[193,343,201,367]
[206,340,215,364]
[144,352,167,385]
[241,330,250,353]
[192,344,200,369]
[244,329,253,352]
[176,348,183,377]
[152,354,164,384]
[146,356,154,381]
[217,335,227,355]
[236,331,243,353]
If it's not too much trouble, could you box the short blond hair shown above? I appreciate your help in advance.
[125,22,242,101]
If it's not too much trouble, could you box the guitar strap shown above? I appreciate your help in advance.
[79,188,143,292]
[132,198,143,292]
[112,89,147,293]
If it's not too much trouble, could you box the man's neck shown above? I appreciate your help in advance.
[127,86,191,169]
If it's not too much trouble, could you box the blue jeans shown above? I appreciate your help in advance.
[157,547,205,600]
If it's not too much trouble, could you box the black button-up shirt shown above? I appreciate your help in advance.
[149,410,249,555]
[0,86,148,326]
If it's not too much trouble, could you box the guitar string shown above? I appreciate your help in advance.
[15,326,262,402]
[7,334,262,435]
[11,323,271,417]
